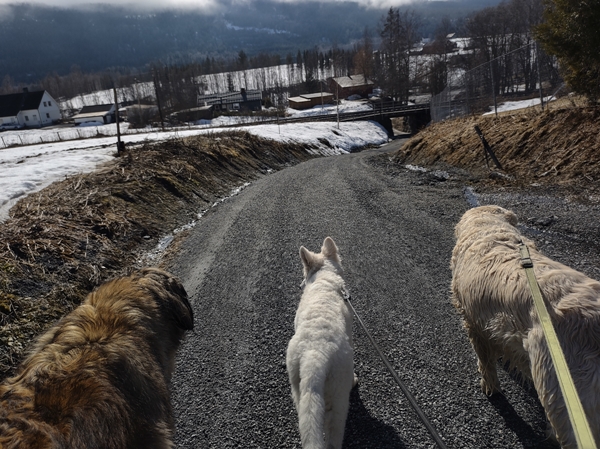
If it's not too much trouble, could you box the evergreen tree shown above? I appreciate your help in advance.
[535,0,600,101]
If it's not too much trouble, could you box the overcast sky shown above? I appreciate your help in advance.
[0,0,418,12]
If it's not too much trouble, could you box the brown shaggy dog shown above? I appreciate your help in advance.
[451,205,600,449]
[0,267,193,449]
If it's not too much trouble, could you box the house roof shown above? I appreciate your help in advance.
[331,75,374,89]
[176,105,213,113]
[0,90,45,117]
[71,112,111,120]
[299,92,334,100]
[288,96,312,104]
[78,104,115,114]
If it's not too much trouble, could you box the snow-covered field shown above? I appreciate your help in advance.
[0,99,372,150]
[483,95,555,115]
[0,120,389,222]
[0,92,555,222]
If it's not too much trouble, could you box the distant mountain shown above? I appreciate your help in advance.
[0,0,502,83]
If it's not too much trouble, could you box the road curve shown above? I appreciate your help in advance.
[168,140,552,449]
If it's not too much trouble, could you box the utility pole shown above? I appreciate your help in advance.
[489,59,498,117]
[113,86,124,155]
[336,82,340,129]
[152,69,165,131]
[536,41,545,111]
[134,78,142,126]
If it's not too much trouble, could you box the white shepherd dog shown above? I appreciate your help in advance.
[287,237,357,449]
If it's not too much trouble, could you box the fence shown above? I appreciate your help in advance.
[0,114,283,150]
[430,41,563,122]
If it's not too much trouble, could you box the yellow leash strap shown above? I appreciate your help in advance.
[519,243,597,449]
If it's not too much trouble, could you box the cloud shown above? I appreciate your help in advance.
[0,0,223,12]
[271,0,415,7]
[0,0,416,11]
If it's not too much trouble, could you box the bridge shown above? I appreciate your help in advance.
[267,101,431,137]
[196,101,431,138]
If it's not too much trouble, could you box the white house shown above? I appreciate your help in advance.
[0,89,61,129]
[71,104,116,125]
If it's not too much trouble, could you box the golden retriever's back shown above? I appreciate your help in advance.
[451,206,600,448]
[0,267,193,449]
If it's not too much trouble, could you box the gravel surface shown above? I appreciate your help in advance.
[166,139,599,448]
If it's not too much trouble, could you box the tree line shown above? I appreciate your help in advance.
[3,0,595,118]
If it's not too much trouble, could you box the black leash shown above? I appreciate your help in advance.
[343,290,449,449]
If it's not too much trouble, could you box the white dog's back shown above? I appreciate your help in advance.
[286,237,356,449]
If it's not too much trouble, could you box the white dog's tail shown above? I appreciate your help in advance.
[298,350,328,449]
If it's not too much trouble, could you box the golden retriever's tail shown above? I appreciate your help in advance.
[298,350,328,449]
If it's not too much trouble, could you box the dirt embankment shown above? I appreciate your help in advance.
[0,132,318,375]
[394,106,600,192]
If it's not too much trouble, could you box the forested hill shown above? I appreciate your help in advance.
[1,0,500,84]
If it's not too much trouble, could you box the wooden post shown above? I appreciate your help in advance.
[474,125,502,170]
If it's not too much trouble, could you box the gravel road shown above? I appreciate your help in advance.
[167,138,600,448]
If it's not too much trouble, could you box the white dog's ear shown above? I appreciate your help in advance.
[300,246,317,271]
[321,237,339,260]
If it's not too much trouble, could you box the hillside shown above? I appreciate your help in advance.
[393,104,600,191]
[0,132,322,376]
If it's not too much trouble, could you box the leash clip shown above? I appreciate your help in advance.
[519,242,534,268]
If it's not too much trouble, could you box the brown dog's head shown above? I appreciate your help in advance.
[83,267,194,380]
[133,267,194,331]
[86,267,193,328]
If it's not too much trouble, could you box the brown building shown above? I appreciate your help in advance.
[328,75,374,99]
[288,92,335,110]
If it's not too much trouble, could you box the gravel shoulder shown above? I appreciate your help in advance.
[165,139,590,448]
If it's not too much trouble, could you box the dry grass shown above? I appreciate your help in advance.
[0,131,317,376]
[394,104,600,190]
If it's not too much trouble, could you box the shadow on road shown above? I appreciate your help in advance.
[343,385,407,448]
[487,392,558,449]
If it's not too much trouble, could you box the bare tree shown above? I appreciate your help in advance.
[353,27,374,81]
[377,7,421,102]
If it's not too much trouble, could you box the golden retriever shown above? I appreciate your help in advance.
[0,267,193,449]
[451,205,600,448]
